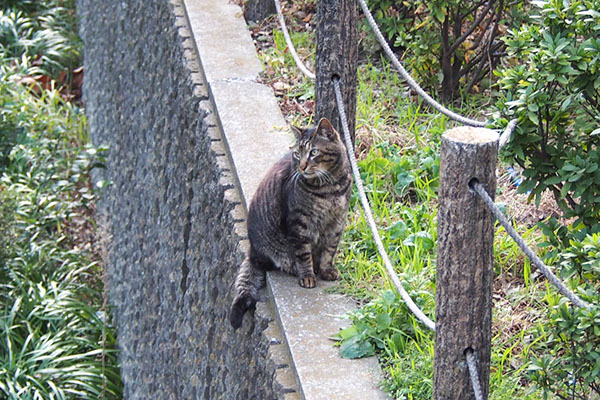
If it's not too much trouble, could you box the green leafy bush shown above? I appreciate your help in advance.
[529,222,600,398]
[528,298,600,399]
[494,0,600,229]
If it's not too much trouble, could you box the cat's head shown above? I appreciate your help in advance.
[290,118,347,181]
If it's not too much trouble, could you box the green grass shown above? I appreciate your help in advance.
[331,58,556,398]
[323,57,549,398]
[0,74,121,400]
[0,76,121,399]
[335,139,548,399]
[0,0,81,80]
[1,1,121,398]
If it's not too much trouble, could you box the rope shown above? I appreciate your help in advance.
[356,0,486,128]
[333,77,436,331]
[271,0,527,150]
[471,181,589,309]
[465,349,484,400]
[273,0,523,146]
[498,119,518,150]
[273,0,316,79]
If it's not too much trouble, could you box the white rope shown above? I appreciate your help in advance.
[465,349,485,400]
[273,0,525,147]
[356,0,487,128]
[471,181,589,309]
[273,0,316,80]
[498,119,518,150]
[333,77,436,331]
[271,0,525,147]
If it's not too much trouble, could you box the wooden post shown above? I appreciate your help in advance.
[315,0,358,145]
[434,127,498,400]
[243,0,275,23]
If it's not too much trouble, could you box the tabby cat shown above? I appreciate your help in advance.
[229,118,352,329]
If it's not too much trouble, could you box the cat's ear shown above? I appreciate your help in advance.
[315,118,340,141]
[290,125,303,142]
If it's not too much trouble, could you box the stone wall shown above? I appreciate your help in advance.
[77,1,296,398]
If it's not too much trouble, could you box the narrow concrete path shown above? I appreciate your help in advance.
[183,0,390,398]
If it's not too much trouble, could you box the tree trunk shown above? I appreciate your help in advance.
[434,126,498,400]
[315,0,358,146]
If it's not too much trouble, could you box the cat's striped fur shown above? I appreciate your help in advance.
[229,118,352,329]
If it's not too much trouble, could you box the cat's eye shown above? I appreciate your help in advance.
[309,149,319,158]
[292,150,300,159]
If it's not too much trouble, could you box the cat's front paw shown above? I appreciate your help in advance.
[298,274,316,288]
[319,268,340,281]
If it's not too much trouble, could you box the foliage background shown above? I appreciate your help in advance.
[0,0,121,398]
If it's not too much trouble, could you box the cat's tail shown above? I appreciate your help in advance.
[229,256,266,330]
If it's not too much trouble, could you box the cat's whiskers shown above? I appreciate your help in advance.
[316,169,334,186]
[326,170,335,185]
[312,171,322,186]
[292,170,300,189]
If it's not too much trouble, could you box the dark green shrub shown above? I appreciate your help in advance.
[364,0,528,101]
[528,221,600,398]
[494,0,600,229]
[496,0,600,382]
[528,299,600,399]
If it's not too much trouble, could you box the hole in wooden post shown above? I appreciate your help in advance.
[467,177,479,193]
[331,74,341,82]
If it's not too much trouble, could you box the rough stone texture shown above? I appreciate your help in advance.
[77,0,295,398]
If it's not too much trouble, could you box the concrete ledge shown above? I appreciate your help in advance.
[269,272,388,399]
[184,0,263,82]
[181,1,389,399]
[209,79,289,207]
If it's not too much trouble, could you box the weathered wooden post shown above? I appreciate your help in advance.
[434,127,498,400]
[244,0,275,23]
[315,0,358,144]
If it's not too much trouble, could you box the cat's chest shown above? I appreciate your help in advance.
[303,187,349,227]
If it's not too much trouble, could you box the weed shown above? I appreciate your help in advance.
[0,0,81,80]
[332,58,549,399]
